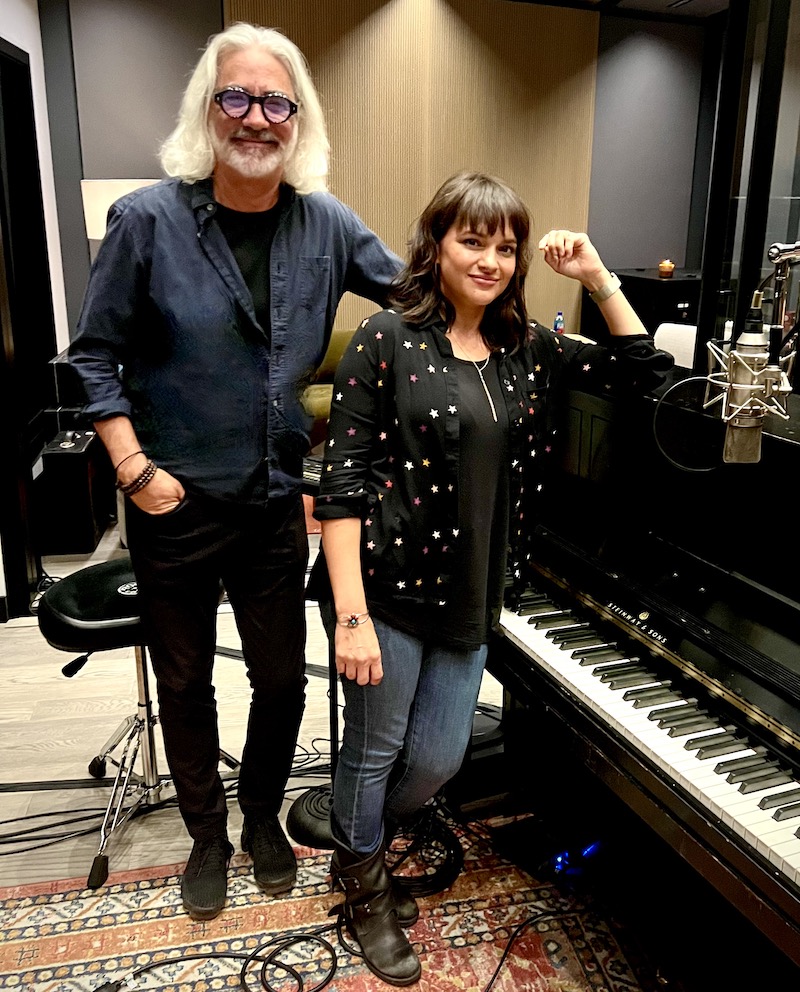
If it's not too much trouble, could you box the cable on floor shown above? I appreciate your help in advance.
[94,925,339,992]
[386,796,465,896]
[29,572,61,614]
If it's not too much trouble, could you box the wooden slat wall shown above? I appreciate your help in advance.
[225,0,598,332]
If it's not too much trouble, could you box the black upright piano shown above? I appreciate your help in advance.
[489,373,800,967]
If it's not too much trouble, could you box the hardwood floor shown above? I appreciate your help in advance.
[0,524,501,889]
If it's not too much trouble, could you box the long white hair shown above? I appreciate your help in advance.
[159,23,329,193]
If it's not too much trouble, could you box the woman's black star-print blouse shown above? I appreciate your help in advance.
[311,307,672,647]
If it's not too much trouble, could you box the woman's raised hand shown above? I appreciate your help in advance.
[538,229,608,290]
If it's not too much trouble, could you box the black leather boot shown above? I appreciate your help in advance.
[331,842,421,986]
[385,816,419,927]
[390,875,419,928]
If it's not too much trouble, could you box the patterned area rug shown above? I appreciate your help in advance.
[1,822,643,992]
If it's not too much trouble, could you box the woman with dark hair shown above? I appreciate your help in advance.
[311,171,671,986]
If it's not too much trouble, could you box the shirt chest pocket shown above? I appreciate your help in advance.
[297,256,331,321]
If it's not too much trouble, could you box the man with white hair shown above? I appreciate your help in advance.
[70,22,401,921]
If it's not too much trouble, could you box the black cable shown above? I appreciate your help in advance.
[481,910,568,992]
[652,374,720,473]
[387,797,464,896]
[243,929,337,992]
[29,572,61,614]
[95,925,339,992]
[0,808,110,842]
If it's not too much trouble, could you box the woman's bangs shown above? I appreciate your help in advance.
[454,185,528,241]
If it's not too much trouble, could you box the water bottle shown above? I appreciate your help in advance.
[554,310,565,333]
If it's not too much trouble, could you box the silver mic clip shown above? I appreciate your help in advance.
[705,331,792,463]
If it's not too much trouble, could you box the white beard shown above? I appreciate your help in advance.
[210,126,297,180]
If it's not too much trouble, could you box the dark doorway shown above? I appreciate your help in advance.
[0,35,58,620]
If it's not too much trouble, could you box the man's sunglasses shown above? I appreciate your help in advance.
[213,87,298,123]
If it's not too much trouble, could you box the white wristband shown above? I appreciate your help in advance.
[588,272,621,304]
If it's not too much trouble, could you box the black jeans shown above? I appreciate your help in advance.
[126,490,308,842]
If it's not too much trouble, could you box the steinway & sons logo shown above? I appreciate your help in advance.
[606,602,667,644]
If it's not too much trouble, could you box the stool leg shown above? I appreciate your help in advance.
[91,716,137,775]
[135,645,162,799]
[86,646,165,889]
[88,725,143,888]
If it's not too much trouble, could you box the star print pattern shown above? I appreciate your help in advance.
[315,308,671,621]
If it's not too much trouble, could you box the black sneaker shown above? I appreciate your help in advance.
[241,815,297,894]
[181,835,234,920]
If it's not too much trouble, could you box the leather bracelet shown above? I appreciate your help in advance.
[114,449,145,472]
[337,611,370,628]
[117,459,157,496]
[589,272,621,304]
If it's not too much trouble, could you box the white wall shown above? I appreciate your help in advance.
[0,0,69,602]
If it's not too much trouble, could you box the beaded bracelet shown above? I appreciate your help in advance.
[337,611,370,628]
[117,459,157,496]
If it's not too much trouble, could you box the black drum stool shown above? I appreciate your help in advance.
[37,555,165,889]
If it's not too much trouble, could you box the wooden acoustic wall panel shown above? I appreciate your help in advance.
[226,0,598,332]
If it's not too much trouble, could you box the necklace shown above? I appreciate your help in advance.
[472,355,498,423]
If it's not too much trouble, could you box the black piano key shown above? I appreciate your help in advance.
[517,587,545,599]
[667,718,719,737]
[684,727,736,750]
[760,787,800,810]
[560,634,604,651]
[527,608,564,622]
[575,651,626,667]
[632,690,681,709]
[544,625,586,641]
[714,749,768,775]
[657,707,706,729]
[516,595,550,614]
[534,614,577,630]
[572,644,620,659]
[548,624,593,642]
[599,663,647,681]
[648,700,698,722]
[623,682,673,702]
[773,802,800,821]
[697,738,750,759]
[726,760,778,784]
[595,661,643,679]
[739,771,794,794]
[608,673,660,690]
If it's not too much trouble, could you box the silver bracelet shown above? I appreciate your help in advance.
[589,272,621,304]
[337,611,370,628]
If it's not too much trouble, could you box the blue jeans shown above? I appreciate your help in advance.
[331,615,487,855]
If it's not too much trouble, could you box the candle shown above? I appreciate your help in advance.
[658,259,675,278]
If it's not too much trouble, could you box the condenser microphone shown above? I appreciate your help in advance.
[722,327,770,464]
[707,289,792,464]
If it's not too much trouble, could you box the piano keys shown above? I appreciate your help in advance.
[500,594,800,873]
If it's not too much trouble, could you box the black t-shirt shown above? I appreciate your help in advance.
[215,201,281,343]
[215,199,282,501]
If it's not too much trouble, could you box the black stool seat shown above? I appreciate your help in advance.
[38,556,142,654]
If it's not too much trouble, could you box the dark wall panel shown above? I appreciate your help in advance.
[69,0,223,179]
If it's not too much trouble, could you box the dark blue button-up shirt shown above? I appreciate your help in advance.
[69,178,402,501]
